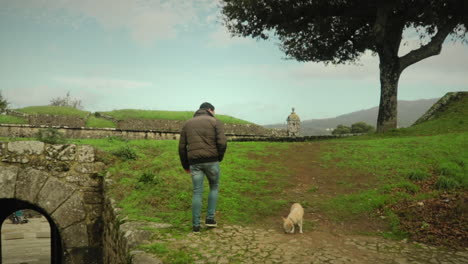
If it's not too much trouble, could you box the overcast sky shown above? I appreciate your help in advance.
[1,0,467,125]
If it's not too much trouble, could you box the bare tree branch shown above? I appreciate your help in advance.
[399,20,457,72]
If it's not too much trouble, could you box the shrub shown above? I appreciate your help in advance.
[138,172,162,185]
[408,170,430,181]
[437,161,463,177]
[332,124,351,135]
[436,176,460,190]
[35,128,67,144]
[112,145,138,160]
[0,91,8,113]
[350,122,375,134]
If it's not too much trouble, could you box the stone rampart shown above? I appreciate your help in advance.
[0,124,347,142]
[28,114,87,128]
[118,119,184,132]
[102,177,168,264]
[0,141,105,263]
[0,124,181,140]
[413,91,467,126]
[117,118,287,136]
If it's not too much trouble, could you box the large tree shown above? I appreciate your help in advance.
[221,0,468,132]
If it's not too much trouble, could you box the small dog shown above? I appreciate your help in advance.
[282,203,304,234]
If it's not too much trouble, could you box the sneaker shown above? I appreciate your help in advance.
[205,219,217,228]
[193,226,201,233]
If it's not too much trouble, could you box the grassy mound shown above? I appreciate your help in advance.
[0,115,28,124]
[318,94,468,247]
[99,109,252,124]
[15,106,90,118]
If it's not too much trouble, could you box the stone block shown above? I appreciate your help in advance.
[16,167,49,202]
[7,141,44,155]
[36,231,51,238]
[65,173,101,188]
[4,232,24,240]
[37,177,75,213]
[74,162,105,174]
[61,222,89,248]
[131,252,164,264]
[0,165,19,198]
[82,191,103,204]
[52,193,86,228]
[77,145,95,163]
[46,144,76,161]
[0,142,4,155]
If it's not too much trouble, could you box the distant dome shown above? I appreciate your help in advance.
[287,108,300,121]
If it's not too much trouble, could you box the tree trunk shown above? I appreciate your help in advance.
[377,58,401,133]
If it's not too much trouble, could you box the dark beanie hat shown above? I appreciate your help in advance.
[199,102,215,110]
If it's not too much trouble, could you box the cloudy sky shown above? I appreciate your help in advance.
[1,0,467,125]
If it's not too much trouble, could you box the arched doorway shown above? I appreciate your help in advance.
[0,199,63,264]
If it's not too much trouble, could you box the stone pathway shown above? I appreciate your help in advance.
[154,224,468,264]
[1,216,50,264]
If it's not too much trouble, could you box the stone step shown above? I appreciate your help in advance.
[4,232,24,240]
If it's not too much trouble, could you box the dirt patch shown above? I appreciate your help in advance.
[253,142,387,235]
[393,192,468,248]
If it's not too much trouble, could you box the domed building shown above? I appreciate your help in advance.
[287,108,301,137]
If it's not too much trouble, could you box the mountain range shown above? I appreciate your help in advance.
[264,98,439,136]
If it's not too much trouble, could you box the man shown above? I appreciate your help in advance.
[178,102,227,232]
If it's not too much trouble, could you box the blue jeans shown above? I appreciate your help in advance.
[190,162,220,227]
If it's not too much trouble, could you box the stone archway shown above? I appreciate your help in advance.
[0,198,62,263]
[0,141,104,264]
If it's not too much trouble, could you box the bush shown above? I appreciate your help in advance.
[112,145,138,160]
[332,124,351,135]
[0,91,8,113]
[437,161,463,177]
[50,91,83,109]
[436,176,460,190]
[350,122,375,134]
[408,170,430,181]
[35,128,67,144]
[332,122,375,135]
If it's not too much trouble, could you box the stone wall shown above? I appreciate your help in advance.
[413,91,467,126]
[117,118,287,136]
[0,141,105,263]
[118,119,183,132]
[102,178,168,264]
[28,114,87,128]
[0,124,181,140]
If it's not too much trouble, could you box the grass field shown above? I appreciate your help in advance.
[0,115,28,124]
[70,138,290,230]
[15,106,90,118]
[1,94,466,258]
[98,109,252,124]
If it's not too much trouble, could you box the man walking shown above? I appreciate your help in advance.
[179,102,227,232]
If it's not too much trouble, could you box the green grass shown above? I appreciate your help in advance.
[0,115,28,124]
[316,95,468,237]
[99,109,252,124]
[70,138,289,228]
[15,106,90,118]
[85,116,117,128]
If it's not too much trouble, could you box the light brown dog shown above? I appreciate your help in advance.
[282,203,304,234]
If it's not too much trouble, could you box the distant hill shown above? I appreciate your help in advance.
[264,98,439,135]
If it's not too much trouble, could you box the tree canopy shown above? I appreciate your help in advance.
[0,91,9,113]
[221,0,468,132]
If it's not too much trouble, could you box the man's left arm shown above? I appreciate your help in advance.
[215,120,227,162]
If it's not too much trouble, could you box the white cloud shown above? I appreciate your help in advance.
[4,0,219,46]
[289,52,380,81]
[207,25,253,47]
[53,76,152,90]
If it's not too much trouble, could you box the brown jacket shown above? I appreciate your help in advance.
[178,109,227,170]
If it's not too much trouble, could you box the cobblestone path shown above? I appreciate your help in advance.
[155,224,468,264]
